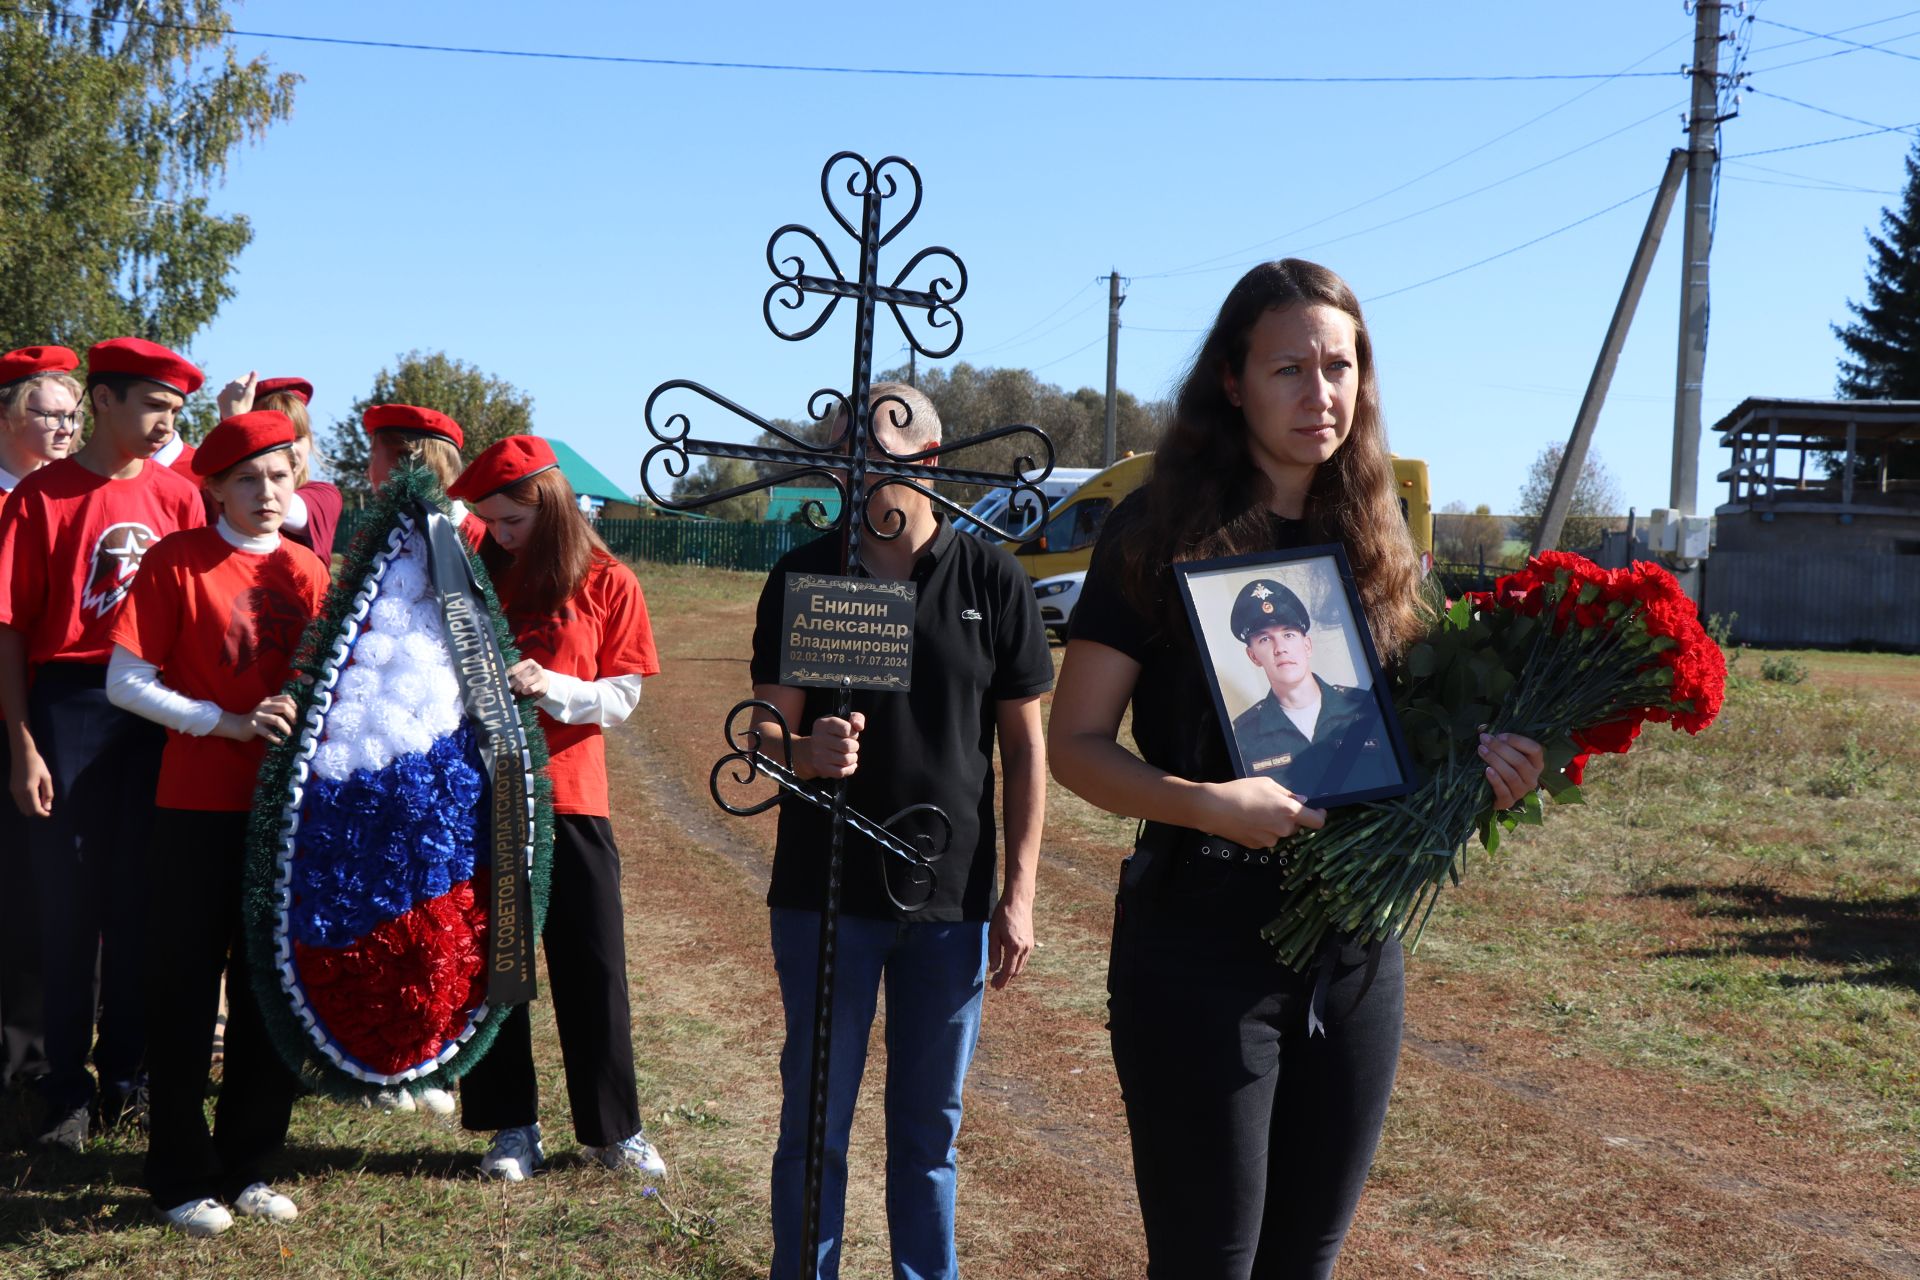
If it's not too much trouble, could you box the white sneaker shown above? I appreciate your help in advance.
[162,1197,233,1237]
[418,1086,456,1116]
[371,1088,416,1112]
[583,1131,667,1180]
[232,1182,298,1223]
[478,1124,544,1182]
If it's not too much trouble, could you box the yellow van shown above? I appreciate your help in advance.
[1007,451,1434,580]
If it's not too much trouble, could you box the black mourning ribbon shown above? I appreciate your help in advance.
[422,504,538,1006]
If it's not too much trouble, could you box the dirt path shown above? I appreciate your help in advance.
[614,592,1920,1279]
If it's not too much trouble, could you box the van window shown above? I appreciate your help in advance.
[1042,498,1112,553]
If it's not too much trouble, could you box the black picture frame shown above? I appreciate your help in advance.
[1173,544,1416,809]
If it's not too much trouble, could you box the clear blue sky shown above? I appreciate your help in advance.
[185,0,1920,515]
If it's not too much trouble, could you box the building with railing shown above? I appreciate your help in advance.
[1705,396,1920,649]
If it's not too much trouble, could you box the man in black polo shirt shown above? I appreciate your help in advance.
[748,383,1053,1280]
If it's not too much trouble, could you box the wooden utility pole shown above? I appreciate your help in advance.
[1671,0,1725,515]
[1103,270,1124,467]
[1531,149,1689,554]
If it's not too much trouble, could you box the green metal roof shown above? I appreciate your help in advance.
[544,437,635,504]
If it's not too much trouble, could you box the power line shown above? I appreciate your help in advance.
[1747,7,1920,54]
[1132,33,1690,280]
[1745,88,1920,139]
[1753,13,1920,64]
[1028,335,1105,374]
[1362,183,1660,305]
[4,4,1684,84]
[1724,119,1920,159]
[1723,156,1901,191]
[964,282,1106,358]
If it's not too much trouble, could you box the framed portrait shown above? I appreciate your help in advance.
[1173,545,1415,809]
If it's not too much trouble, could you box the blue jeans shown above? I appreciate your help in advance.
[769,908,988,1280]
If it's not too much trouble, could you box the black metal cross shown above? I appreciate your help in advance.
[639,152,1054,1277]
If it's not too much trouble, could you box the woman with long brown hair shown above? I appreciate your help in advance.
[447,435,666,1184]
[1049,259,1544,1278]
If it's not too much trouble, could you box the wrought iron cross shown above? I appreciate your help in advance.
[639,152,1054,1277]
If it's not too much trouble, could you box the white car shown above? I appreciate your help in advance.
[1032,570,1086,642]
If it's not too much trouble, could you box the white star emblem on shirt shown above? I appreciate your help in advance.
[102,527,147,576]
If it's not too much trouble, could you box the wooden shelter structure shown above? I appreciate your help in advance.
[1706,397,1920,650]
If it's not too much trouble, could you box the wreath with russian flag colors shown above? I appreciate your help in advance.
[1262,551,1728,970]
[244,465,554,1101]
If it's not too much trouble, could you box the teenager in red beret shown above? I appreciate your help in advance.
[364,404,485,549]
[100,411,327,1235]
[216,372,343,559]
[0,337,207,1149]
[448,435,666,1183]
[0,347,82,500]
[0,345,85,1092]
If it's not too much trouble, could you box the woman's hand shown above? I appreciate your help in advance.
[1481,732,1546,809]
[801,712,865,780]
[507,659,550,700]
[216,693,297,744]
[216,370,258,419]
[1198,776,1326,848]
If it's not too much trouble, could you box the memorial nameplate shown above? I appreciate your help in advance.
[779,572,916,691]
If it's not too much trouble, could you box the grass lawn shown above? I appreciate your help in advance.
[5,561,1916,1278]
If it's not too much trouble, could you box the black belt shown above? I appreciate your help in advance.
[1138,820,1289,870]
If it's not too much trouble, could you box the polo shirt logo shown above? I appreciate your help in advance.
[961,608,982,621]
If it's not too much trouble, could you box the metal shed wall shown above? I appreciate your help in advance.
[1705,552,1920,651]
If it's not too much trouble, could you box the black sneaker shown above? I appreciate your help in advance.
[38,1104,89,1152]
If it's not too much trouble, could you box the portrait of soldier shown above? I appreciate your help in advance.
[1225,576,1400,802]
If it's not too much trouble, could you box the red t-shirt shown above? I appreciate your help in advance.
[287,480,343,562]
[460,511,486,552]
[506,556,659,817]
[0,457,208,668]
[110,527,329,811]
[168,443,199,483]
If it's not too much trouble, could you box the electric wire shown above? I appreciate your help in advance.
[1131,33,1690,280]
[1362,183,1662,305]
[1744,87,1920,138]
[4,4,1682,84]
[1753,13,1920,64]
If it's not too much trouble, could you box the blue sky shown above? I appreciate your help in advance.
[185,1,1920,514]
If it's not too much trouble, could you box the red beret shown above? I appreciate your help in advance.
[255,376,313,405]
[449,435,560,502]
[193,410,297,478]
[86,337,205,396]
[363,403,464,450]
[0,345,80,388]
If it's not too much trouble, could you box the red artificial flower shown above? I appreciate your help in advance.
[292,882,490,1075]
[1565,752,1589,786]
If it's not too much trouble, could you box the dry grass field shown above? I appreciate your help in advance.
[5,560,1917,1278]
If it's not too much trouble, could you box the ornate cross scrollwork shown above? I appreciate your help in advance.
[640,152,1054,1280]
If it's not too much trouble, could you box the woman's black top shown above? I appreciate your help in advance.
[1071,491,1311,790]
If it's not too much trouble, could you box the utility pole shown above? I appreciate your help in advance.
[1671,0,1725,515]
[1103,271,1125,467]
[1532,149,1688,555]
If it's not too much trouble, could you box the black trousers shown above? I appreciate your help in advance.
[143,809,298,1207]
[27,663,160,1111]
[1,727,49,1088]
[460,813,642,1147]
[1107,842,1405,1280]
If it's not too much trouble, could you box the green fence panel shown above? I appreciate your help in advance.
[595,518,806,574]
[331,511,808,575]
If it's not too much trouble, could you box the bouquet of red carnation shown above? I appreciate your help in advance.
[1261,551,1727,971]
